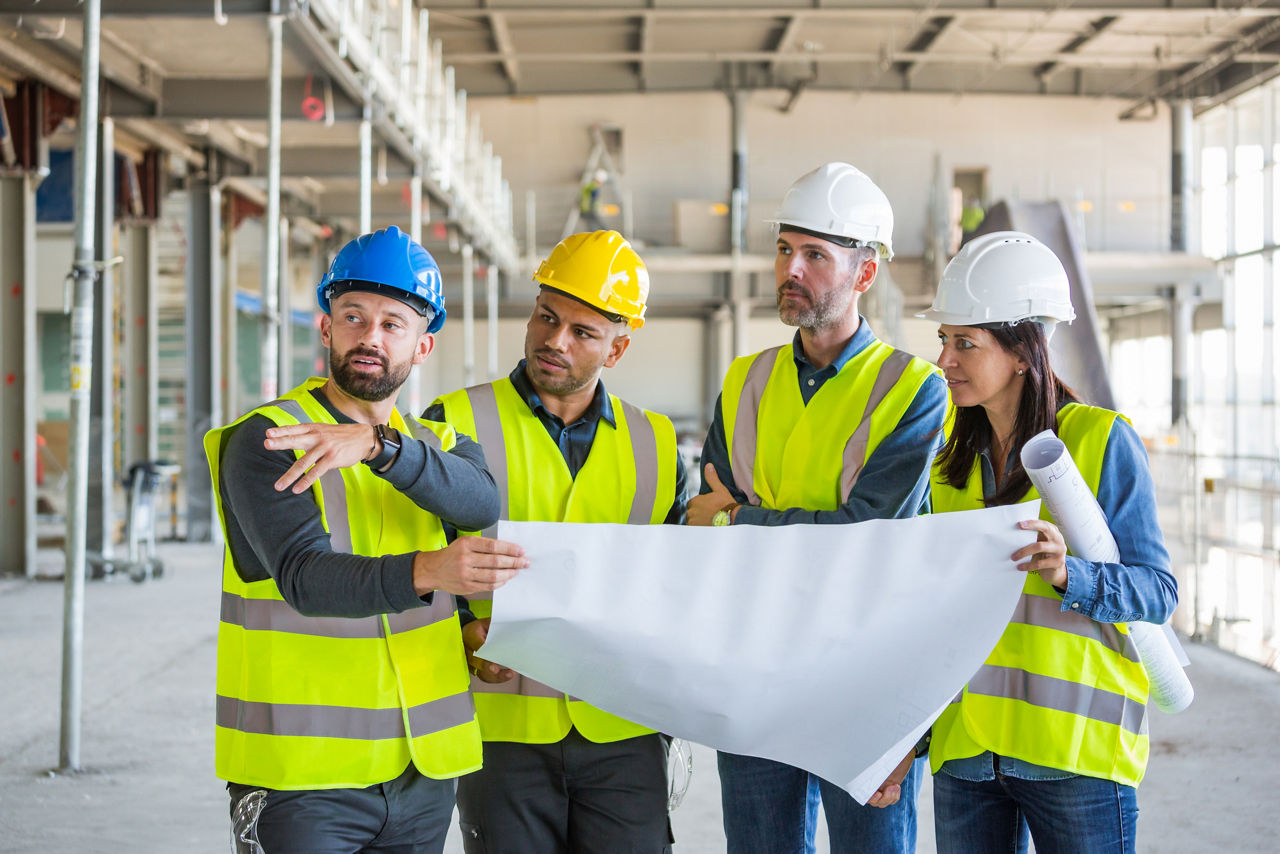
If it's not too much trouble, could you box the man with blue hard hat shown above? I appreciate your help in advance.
[205,226,528,854]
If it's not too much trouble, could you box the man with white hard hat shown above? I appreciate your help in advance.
[688,162,949,853]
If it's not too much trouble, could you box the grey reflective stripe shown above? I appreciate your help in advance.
[263,397,356,554]
[401,417,443,450]
[269,399,307,422]
[839,349,912,499]
[1011,594,1142,664]
[320,469,354,554]
[217,691,474,740]
[729,347,780,507]
[470,672,565,700]
[967,664,1147,736]
[466,383,506,538]
[406,691,478,736]
[384,593,456,634]
[222,591,383,639]
[618,400,660,524]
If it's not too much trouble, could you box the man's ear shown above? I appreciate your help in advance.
[603,331,631,368]
[853,257,878,294]
[319,313,332,348]
[413,332,436,365]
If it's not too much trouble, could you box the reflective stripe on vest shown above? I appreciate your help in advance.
[961,665,1148,737]
[724,341,935,510]
[929,402,1151,787]
[216,691,477,741]
[436,377,676,743]
[205,378,481,788]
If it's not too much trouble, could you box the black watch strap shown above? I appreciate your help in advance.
[912,729,932,759]
[365,424,401,471]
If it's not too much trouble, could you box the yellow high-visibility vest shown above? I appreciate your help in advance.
[720,340,939,511]
[434,376,677,744]
[205,377,482,789]
[929,402,1151,787]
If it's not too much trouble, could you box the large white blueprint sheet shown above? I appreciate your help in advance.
[479,504,1037,803]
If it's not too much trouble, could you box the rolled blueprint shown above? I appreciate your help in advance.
[1021,429,1194,714]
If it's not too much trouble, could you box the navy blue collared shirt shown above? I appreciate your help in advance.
[700,317,948,525]
[424,360,687,525]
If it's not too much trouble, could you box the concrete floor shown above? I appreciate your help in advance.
[1,542,1276,853]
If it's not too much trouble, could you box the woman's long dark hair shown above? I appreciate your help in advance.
[937,321,1079,507]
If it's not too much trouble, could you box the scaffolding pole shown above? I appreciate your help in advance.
[60,0,103,772]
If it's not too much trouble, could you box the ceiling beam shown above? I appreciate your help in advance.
[443,47,1266,72]
[635,13,651,90]
[153,77,363,122]
[1035,15,1117,88]
[423,3,1280,22]
[894,16,953,88]
[769,14,805,80]
[485,10,521,93]
[1121,14,1280,119]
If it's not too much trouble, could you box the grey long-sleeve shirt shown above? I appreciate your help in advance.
[217,386,500,619]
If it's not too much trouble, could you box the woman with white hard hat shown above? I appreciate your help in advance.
[923,232,1177,854]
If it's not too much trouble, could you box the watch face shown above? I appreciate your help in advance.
[712,509,730,527]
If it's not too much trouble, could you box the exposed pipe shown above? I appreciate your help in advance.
[487,259,499,379]
[462,242,475,386]
[60,0,102,773]
[262,13,283,401]
[359,112,372,233]
[406,167,424,417]
[729,84,750,359]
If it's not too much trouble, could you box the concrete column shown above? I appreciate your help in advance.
[88,118,116,557]
[184,166,222,542]
[0,174,37,577]
[122,223,158,467]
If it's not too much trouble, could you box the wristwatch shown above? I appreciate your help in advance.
[365,424,402,471]
[711,501,739,527]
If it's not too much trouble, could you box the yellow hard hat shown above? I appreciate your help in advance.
[533,230,649,329]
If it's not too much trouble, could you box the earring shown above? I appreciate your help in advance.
[1017,369,1025,376]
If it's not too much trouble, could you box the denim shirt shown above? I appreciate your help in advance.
[699,318,948,524]
[424,360,688,525]
[942,413,1178,783]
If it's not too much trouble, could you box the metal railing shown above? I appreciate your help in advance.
[1147,422,1280,670]
[303,0,518,271]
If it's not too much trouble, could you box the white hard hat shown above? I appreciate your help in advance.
[767,162,895,260]
[920,231,1076,327]
[594,168,609,184]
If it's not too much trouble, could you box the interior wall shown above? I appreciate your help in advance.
[471,89,1172,269]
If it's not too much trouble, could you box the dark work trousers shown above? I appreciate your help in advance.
[227,762,456,854]
[456,728,673,854]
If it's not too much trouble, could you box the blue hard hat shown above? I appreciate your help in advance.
[317,226,447,334]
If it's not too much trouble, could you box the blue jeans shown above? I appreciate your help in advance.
[933,766,1138,854]
[717,751,923,854]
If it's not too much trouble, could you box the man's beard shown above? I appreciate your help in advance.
[776,279,855,331]
[526,348,595,397]
[330,347,412,402]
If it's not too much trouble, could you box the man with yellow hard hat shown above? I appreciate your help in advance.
[427,229,687,853]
